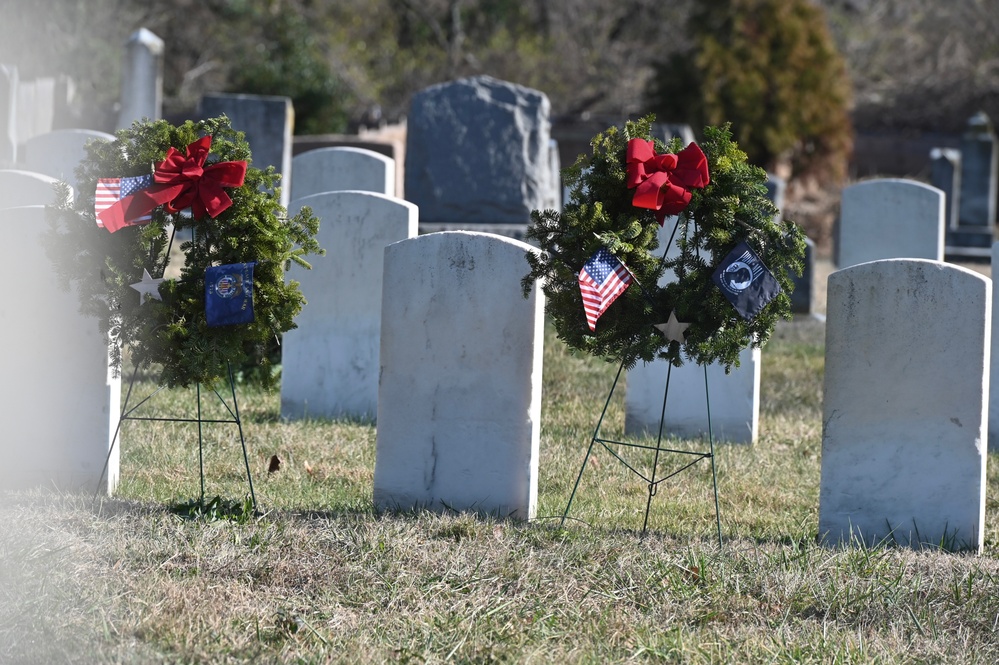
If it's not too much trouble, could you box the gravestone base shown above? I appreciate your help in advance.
[946,225,995,260]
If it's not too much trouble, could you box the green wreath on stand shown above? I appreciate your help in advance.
[48,115,323,388]
[522,116,806,371]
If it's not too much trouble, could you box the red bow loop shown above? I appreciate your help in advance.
[97,135,248,233]
[152,135,247,218]
[625,138,710,225]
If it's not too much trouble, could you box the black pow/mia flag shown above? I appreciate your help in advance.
[711,242,782,321]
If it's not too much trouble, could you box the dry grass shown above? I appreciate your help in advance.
[3,319,999,663]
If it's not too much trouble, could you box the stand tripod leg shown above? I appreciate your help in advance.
[641,363,673,535]
[704,364,722,549]
[228,362,258,513]
[197,383,205,506]
[560,359,626,527]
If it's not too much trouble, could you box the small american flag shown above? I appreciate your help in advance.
[578,247,633,331]
[94,174,153,228]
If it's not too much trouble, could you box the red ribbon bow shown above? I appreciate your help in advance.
[625,139,710,225]
[99,135,247,233]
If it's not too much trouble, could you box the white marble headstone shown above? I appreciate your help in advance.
[625,219,761,444]
[290,146,395,201]
[21,129,114,192]
[0,206,119,493]
[373,231,544,519]
[627,347,760,444]
[281,190,417,421]
[819,258,988,551]
[0,169,66,208]
[199,93,294,208]
[837,178,945,269]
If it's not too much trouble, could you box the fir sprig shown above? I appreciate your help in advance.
[46,116,323,388]
[523,116,805,370]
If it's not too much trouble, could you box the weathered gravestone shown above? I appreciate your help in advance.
[290,146,394,201]
[0,206,120,493]
[0,64,16,166]
[405,76,555,236]
[281,191,417,421]
[21,128,114,193]
[199,93,294,208]
[626,221,761,444]
[0,169,63,208]
[116,28,164,130]
[837,178,945,269]
[819,259,989,552]
[373,231,544,519]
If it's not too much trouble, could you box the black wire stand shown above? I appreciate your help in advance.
[560,357,723,547]
[95,359,258,513]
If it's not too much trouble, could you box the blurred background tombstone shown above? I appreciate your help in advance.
[116,28,164,130]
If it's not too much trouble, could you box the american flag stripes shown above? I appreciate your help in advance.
[94,174,154,228]
[578,247,633,331]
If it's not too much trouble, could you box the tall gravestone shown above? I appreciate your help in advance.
[0,169,64,208]
[625,222,761,444]
[0,64,16,166]
[820,259,989,552]
[21,129,114,193]
[199,93,294,208]
[0,206,120,493]
[281,191,418,421]
[116,28,164,130]
[373,232,544,519]
[837,178,945,269]
[290,146,394,201]
[957,112,997,231]
[405,76,553,236]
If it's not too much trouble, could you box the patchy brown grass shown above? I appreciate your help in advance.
[3,319,999,663]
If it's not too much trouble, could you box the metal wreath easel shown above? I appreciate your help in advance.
[95,359,258,513]
[559,358,722,546]
[93,223,258,512]
[559,214,723,547]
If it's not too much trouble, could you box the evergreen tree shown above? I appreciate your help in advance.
[646,0,853,183]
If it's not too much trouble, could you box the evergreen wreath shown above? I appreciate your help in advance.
[522,116,806,370]
[47,115,322,388]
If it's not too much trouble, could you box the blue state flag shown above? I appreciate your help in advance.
[711,242,782,321]
[205,262,256,327]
